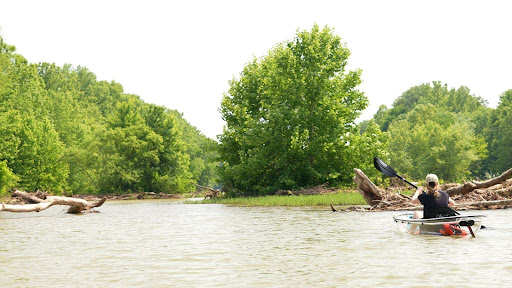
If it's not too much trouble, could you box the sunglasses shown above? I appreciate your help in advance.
[428,181,436,188]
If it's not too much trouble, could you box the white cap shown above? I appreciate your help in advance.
[426,174,439,183]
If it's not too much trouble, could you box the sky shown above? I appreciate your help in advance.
[1,0,511,139]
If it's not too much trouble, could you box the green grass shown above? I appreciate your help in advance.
[184,192,367,207]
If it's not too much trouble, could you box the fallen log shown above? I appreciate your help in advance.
[446,167,512,196]
[1,189,106,214]
[353,168,383,205]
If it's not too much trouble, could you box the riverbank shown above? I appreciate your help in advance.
[1,187,366,208]
[185,191,366,207]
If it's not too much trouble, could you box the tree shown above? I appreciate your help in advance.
[167,109,220,188]
[488,90,512,174]
[95,99,194,194]
[387,104,487,182]
[354,120,390,183]
[375,81,487,132]
[219,24,368,195]
[0,40,68,193]
[0,114,69,192]
[0,160,18,196]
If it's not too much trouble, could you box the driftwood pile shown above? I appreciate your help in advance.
[354,167,512,211]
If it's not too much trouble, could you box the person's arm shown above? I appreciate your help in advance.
[411,187,423,204]
[448,197,455,207]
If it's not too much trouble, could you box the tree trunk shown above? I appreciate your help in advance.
[1,190,106,214]
[353,168,383,205]
[446,167,512,196]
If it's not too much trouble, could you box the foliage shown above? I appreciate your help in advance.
[387,104,487,182]
[487,90,512,174]
[0,160,18,196]
[219,24,369,195]
[371,81,505,181]
[0,34,217,194]
[354,120,390,183]
[375,82,487,132]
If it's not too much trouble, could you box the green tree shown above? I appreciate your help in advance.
[488,90,512,174]
[1,114,69,192]
[141,104,194,193]
[375,82,487,132]
[167,109,220,187]
[0,160,18,196]
[219,25,368,195]
[96,99,194,194]
[354,120,390,182]
[387,104,487,182]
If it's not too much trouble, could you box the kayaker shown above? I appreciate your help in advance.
[411,174,456,219]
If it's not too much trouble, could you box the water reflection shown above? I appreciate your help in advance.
[1,200,511,287]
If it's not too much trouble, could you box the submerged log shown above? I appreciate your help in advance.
[0,189,106,214]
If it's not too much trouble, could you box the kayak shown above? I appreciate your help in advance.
[393,213,485,237]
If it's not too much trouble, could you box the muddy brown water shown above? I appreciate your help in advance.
[1,200,511,287]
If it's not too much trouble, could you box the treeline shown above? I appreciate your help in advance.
[0,35,218,196]
[364,81,511,182]
[2,25,511,198]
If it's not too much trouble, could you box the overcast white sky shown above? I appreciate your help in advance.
[1,0,511,139]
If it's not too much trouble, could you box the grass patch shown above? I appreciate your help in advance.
[184,191,367,207]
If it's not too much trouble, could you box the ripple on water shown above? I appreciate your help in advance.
[1,202,512,287]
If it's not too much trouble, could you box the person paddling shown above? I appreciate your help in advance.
[411,174,456,219]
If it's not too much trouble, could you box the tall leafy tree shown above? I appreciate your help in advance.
[219,25,368,195]
[0,160,18,196]
[488,90,512,174]
[0,37,68,192]
[141,104,194,193]
[2,114,69,192]
[95,99,194,194]
[387,104,487,182]
[354,120,390,182]
[375,81,487,132]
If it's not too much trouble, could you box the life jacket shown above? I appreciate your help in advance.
[439,223,468,236]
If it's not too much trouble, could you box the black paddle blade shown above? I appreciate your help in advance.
[374,157,398,177]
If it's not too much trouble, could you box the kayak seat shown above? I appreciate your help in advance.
[434,206,458,218]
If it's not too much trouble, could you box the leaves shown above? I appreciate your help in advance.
[0,34,216,194]
[219,24,370,195]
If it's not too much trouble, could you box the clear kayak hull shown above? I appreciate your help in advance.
[393,213,485,237]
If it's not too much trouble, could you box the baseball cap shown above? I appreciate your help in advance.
[426,174,439,183]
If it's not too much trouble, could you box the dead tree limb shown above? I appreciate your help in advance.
[353,168,383,205]
[1,189,106,214]
[194,184,222,199]
[446,167,512,196]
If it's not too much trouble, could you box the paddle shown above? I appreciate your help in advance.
[373,157,460,216]
[459,220,476,237]
[373,157,418,189]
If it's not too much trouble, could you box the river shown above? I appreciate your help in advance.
[1,199,511,287]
